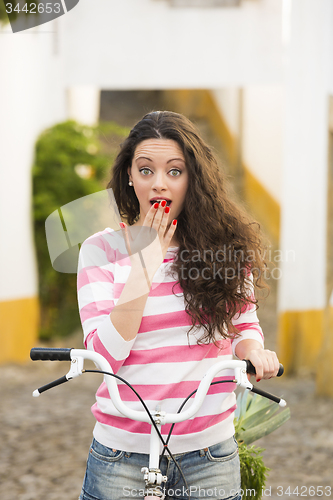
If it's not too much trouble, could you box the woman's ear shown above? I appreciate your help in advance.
[127,166,132,181]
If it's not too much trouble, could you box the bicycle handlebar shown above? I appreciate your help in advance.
[245,359,284,377]
[30,347,73,362]
[31,348,286,423]
[30,349,284,378]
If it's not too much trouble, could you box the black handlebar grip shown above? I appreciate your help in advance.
[36,375,69,394]
[245,359,284,377]
[30,347,73,362]
[250,385,282,404]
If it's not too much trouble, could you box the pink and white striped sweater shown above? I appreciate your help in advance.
[77,228,264,454]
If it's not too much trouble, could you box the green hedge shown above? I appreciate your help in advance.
[32,120,129,340]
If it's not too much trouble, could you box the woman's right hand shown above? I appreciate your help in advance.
[119,201,178,276]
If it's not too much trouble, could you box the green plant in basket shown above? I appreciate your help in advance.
[234,390,290,500]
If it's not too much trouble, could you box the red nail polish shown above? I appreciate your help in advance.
[172,219,177,225]
[119,222,125,229]
[161,200,167,208]
[154,202,159,209]
[165,206,170,214]
[256,378,261,382]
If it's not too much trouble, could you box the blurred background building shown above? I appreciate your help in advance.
[1,0,333,395]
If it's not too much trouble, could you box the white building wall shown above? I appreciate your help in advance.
[61,0,283,88]
[0,21,66,301]
[212,86,284,204]
[242,86,284,204]
[67,86,100,126]
[278,0,333,312]
[212,88,240,136]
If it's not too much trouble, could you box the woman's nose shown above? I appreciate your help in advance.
[151,174,168,190]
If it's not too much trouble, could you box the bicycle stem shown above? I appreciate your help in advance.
[140,419,168,499]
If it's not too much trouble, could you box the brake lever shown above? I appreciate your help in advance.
[32,355,84,397]
[235,364,287,407]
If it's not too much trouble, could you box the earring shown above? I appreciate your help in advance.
[129,181,133,186]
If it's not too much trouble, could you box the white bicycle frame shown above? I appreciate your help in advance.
[32,349,286,500]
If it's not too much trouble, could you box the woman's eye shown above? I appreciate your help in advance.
[139,168,151,175]
[139,168,181,177]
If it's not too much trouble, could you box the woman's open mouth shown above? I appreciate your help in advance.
[150,200,172,207]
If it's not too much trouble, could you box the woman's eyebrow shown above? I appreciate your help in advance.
[135,156,152,162]
[167,158,185,164]
[135,157,185,163]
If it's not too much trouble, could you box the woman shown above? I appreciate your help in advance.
[77,111,280,500]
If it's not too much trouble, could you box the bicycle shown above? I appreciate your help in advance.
[30,347,286,500]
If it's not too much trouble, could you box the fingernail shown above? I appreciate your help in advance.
[154,203,159,209]
[172,219,177,225]
[119,222,125,229]
[161,200,167,208]
[256,378,261,382]
[165,206,170,214]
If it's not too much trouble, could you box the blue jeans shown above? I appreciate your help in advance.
[79,436,241,500]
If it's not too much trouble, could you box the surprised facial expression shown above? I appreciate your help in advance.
[128,138,189,226]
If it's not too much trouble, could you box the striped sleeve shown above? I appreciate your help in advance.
[230,273,264,357]
[77,231,136,373]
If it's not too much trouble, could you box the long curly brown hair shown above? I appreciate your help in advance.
[107,111,269,345]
